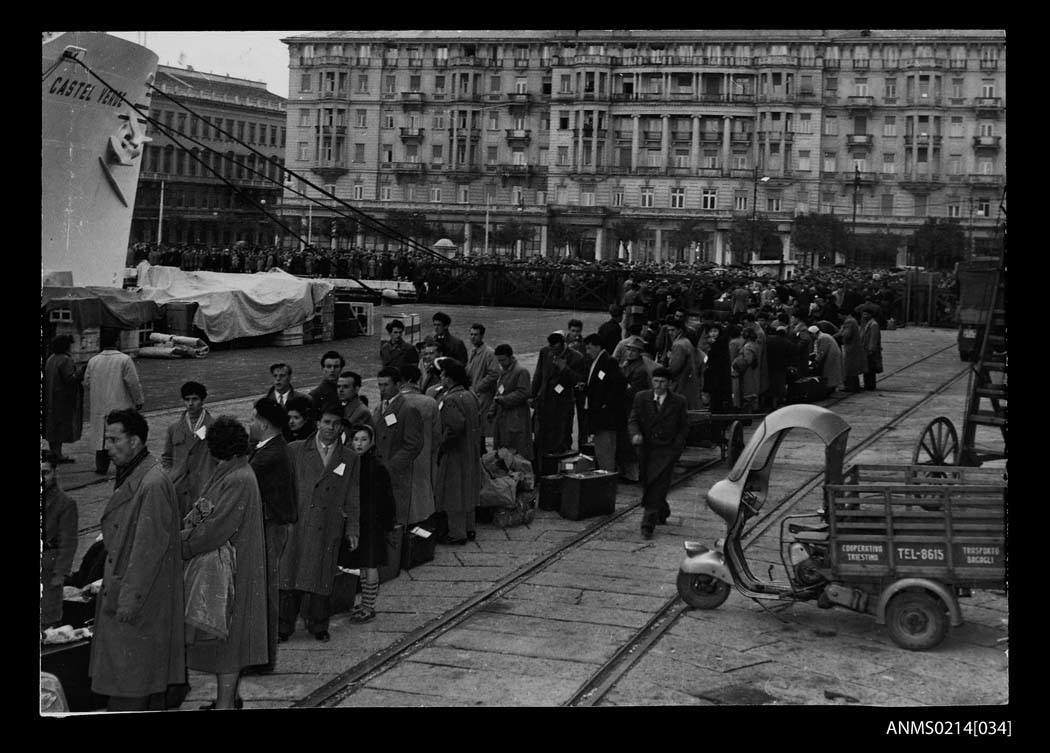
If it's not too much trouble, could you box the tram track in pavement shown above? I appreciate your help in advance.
[294,343,963,708]
[565,353,970,706]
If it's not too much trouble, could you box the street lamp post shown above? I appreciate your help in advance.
[750,166,770,263]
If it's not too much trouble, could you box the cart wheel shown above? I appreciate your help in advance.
[912,416,959,467]
[728,421,745,466]
[677,570,731,610]
[885,590,949,651]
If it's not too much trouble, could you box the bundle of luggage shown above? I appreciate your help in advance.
[478,448,537,528]
[537,450,618,521]
[785,366,832,403]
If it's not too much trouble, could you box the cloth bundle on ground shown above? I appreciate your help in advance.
[479,449,536,508]
[137,332,210,359]
[492,490,536,529]
[183,541,236,641]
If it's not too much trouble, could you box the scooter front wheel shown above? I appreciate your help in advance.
[677,570,731,609]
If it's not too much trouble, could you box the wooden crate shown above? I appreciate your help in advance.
[351,302,375,336]
[273,324,305,348]
[118,324,154,357]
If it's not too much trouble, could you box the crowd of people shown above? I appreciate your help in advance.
[41,288,887,710]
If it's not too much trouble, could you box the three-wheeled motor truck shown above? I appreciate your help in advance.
[677,404,1006,651]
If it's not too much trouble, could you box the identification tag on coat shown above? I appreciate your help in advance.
[195,426,207,440]
[333,462,346,476]
[385,413,398,426]
[497,384,505,395]
[410,526,433,539]
[598,370,606,381]
[554,384,564,394]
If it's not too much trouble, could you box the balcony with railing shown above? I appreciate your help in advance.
[641,130,662,142]
[448,127,482,140]
[974,96,1004,115]
[513,58,530,69]
[846,95,875,110]
[967,173,1003,185]
[823,58,841,69]
[315,124,347,135]
[505,129,532,145]
[756,55,799,66]
[846,133,874,148]
[851,58,870,70]
[483,92,506,102]
[431,91,450,101]
[318,90,347,100]
[507,93,532,105]
[399,127,425,141]
[311,158,348,176]
[906,94,942,106]
[450,56,481,67]
[843,170,878,184]
[634,165,666,175]
[899,173,943,188]
[949,58,968,70]
[904,57,946,70]
[730,131,754,143]
[500,164,533,177]
[758,130,793,142]
[979,58,999,70]
[407,58,424,68]
[570,54,613,66]
[400,91,426,105]
[904,134,943,147]
[972,135,1002,150]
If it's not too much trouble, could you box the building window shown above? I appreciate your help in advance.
[538,148,548,166]
[882,153,895,174]
[950,117,964,138]
[884,78,896,100]
[430,144,443,163]
[355,109,367,128]
[511,186,524,205]
[698,189,716,210]
[854,78,868,97]
[948,202,961,218]
[674,149,689,169]
[384,75,396,94]
[512,148,526,165]
[382,144,393,163]
[914,195,927,217]
[555,187,567,204]
[951,78,964,99]
[353,143,365,163]
[613,189,624,207]
[558,111,570,130]
[489,75,501,92]
[823,151,836,173]
[582,189,596,206]
[798,113,812,134]
[641,187,654,208]
[766,195,782,212]
[300,73,312,92]
[357,74,369,93]
[702,150,718,169]
[976,198,991,216]
[824,76,837,93]
[734,195,748,211]
[297,142,310,161]
[798,150,811,172]
[880,193,893,215]
[429,186,441,203]
[381,185,392,201]
[733,152,748,170]
[670,188,685,208]
[979,158,994,175]
[457,186,469,203]
[383,114,394,129]
[299,108,312,127]
[823,116,838,136]
[557,146,569,165]
[979,122,994,137]
[488,112,499,130]
[486,146,498,164]
[515,77,527,94]
[883,116,896,137]
[981,79,996,98]
[560,74,572,93]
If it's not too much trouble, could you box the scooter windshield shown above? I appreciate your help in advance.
[726,421,767,483]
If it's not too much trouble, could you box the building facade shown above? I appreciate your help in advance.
[280,30,1005,265]
[130,65,287,247]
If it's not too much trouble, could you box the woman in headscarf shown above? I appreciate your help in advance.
[42,334,83,463]
[283,395,316,442]
[339,424,395,625]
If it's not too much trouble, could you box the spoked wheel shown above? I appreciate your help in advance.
[912,417,959,510]
[885,590,949,651]
[677,570,731,609]
[728,421,745,467]
[912,416,959,467]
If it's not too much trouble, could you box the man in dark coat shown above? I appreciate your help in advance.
[618,336,652,483]
[374,367,425,527]
[247,398,298,674]
[308,350,345,413]
[42,334,82,463]
[431,311,468,364]
[491,344,533,461]
[582,333,627,473]
[89,409,185,711]
[337,370,373,434]
[434,359,482,545]
[764,327,795,410]
[628,367,689,539]
[566,318,591,449]
[531,332,584,461]
[264,362,307,409]
[278,403,360,642]
[597,304,625,355]
[380,319,418,373]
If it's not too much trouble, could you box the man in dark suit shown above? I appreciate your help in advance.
[431,311,469,364]
[308,350,345,413]
[582,333,627,473]
[374,366,425,527]
[629,366,689,539]
[597,304,625,355]
[531,331,585,461]
[247,398,297,674]
[264,362,307,409]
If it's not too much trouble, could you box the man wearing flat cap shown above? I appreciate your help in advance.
[531,331,585,460]
[618,336,652,483]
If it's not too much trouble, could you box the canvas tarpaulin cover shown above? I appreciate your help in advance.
[137,266,333,342]
[41,286,160,330]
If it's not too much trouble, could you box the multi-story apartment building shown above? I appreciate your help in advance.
[130,65,287,246]
[280,30,1005,265]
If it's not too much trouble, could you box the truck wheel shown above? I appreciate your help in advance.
[885,590,949,651]
[677,570,731,610]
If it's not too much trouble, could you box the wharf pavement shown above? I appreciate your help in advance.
[49,318,1009,708]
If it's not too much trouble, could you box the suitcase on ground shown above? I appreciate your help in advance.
[538,474,564,511]
[378,524,404,584]
[540,451,576,477]
[559,470,618,521]
[400,524,437,570]
[786,376,830,404]
[558,454,595,475]
[328,571,361,614]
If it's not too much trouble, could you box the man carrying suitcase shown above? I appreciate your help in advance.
[628,367,689,540]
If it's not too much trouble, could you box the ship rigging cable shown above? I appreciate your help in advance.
[65,52,460,272]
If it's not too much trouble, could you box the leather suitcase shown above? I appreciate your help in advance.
[559,470,618,521]
[400,525,437,570]
[540,451,576,477]
[538,474,563,511]
[378,524,404,584]
[328,571,361,614]
[558,454,596,475]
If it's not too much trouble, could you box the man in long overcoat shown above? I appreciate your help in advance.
[860,310,883,391]
[248,398,298,673]
[618,336,652,483]
[83,330,144,465]
[434,360,482,545]
[89,409,185,711]
[162,381,216,517]
[666,321,702,410]
[466,324,500,440]
[491,344,533,461]
[810,325,844,392]
[531,332,583,461]
[41,453,78,628]
[278,403,360,642]
[837,312,865,392]
[397,365,439,527]
[629,367,689,539]
[374,367,425,526]
[582,334,627,473]
[42,334,82,462]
